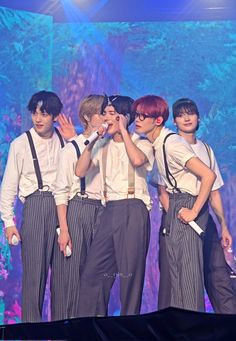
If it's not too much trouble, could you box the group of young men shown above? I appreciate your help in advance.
[0,90,235,323]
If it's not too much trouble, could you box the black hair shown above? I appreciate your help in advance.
[27,90,63,118]
[172,98,199,119]
[102,95,135,125]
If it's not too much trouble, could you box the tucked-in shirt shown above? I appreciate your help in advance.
[152,127,200,195]
[53,134,102,205]
[151,136,223,193]
[0,127,64,227]
[92,133,154,210]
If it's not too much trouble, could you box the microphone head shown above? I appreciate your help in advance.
[102,122,109,130]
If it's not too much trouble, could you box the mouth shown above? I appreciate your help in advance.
[35,124,44,129]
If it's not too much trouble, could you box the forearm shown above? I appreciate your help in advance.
[57,204,69,232]
[157,185,169,212]
[121,130,147,167]
[192,172,216,215]
[209,190,227,230]
[75,143,94,177]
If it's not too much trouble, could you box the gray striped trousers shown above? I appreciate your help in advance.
[163,192,208,312]
[50,196,103,320]
[21,191,58,322]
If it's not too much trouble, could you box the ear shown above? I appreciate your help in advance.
[155,116,164,126]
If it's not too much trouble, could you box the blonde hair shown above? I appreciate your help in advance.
[79,94,104,129]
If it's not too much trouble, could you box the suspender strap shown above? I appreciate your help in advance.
[26,130,43,190]
[203,142,212,169]
[55,127,65,148]
[102,142,109,200]
[70,140,86,195]
[163,133,181,193]
[128,161,135,195]
[127,137,140,196]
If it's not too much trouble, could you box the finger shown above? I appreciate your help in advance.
[62,114,69,124]
[68,240,72,250]
[58,114,67,125]
[68,117,73,125]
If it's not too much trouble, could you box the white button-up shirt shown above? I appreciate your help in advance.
[0,127,64,227]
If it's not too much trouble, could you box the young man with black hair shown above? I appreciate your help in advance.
[0,90,75,322]
[75,95,154,316]
[133,95,216,312]
[156,98,236,313]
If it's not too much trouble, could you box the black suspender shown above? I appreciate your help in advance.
[70,140,86,196]
[26,131,44,190]
[26,129,64,190]
[162,133,181,193]
[55,127,65,148]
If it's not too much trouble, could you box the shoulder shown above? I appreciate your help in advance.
[10,132,29,149]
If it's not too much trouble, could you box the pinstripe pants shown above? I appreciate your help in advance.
[163,193,208,312]
[77,198,151,317]
[21,191,58,323]
[50,196,103,320]
[158,213,236,313]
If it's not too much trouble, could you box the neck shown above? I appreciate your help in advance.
[146,125,163,143]
[34,127,54,139]
[83,127,93,137]
[178,131,196,144]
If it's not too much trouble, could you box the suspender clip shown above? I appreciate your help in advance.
[127,187,135,198]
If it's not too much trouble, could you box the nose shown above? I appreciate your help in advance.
[183,113,190,121]
[34,113,42,122]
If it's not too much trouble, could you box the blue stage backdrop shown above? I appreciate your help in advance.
[0,6,236,323]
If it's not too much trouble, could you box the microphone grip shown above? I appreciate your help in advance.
[188,221,205,238]
[84,123,108,146]
[84,131,99,146]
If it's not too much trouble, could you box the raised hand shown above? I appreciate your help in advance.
[56,114,76,140]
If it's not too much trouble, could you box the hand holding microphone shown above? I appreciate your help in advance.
[11,235,19,245]
[56,228,72,257]
[84,122,108,146]
[178,208,205,238]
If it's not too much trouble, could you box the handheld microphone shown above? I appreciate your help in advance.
[84,123,108,146]
[11,235,19,246]
[178,208,205,238]
[188,221,205,238]
[56,228,72,257]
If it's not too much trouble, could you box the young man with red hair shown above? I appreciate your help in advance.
[133,95,216,312]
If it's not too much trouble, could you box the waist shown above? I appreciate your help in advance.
[25,189,53,199]
[70,196,102,205]
[169,192,197,200]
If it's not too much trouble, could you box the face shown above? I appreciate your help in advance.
[31,107,55,138]
[102,105,120,135]
[174,110,199,134]
[134,105,157,135]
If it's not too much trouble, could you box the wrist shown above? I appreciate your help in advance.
[191,206,199,216]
